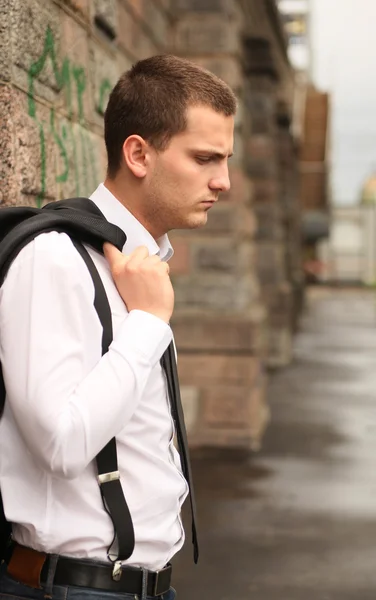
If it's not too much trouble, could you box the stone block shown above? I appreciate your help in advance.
[178,354,261,386]
[248,372,270,451]
[256,242,286,285]
[174,273,259,312]
[192,241,237,273]
[0,0,11,81]
[265,282,293,315]
[203,204,236,233]
[60,11,91,121]
[118,3,159,59]
[92,0,118,40]
[0,83,105,207]
[267,327,293,369]
[202,385,254,428]
[245,135,278,178]
[247,135,276,161]
[189,428,259,449]
[55,123,105,200]
[137,0,169,48]
[117,3,138,56]
[89,41,119,119]
[61,0,90,18]
[191,240,253,275]
[245,156,278,180]
[174,0,234,14]
[230,129,244,168]
[133,27,159,60]
[0,85,17,205]
[117,53,133,77]
[252,179,278,203]
[221,167,251,204]
[172,311,267,354]
[254,203,284,241]
[180,385,200,433]
[174,14,240,55]
[168,238,191,275]
[191,56,243,91]
[157,0,173,11]
[203,203,257,238]
[198,362,269,449]
[248,75,277,95]
[245,92,276,135]
[11,0,62,107]
[0,85,58,206]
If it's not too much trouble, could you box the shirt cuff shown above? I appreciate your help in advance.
[110,309,173,367]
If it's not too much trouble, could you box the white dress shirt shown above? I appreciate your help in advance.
[0,183,188,571]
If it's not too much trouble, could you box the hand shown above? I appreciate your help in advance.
[103,244,174,323]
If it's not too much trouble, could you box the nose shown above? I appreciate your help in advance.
[209,165,231,193]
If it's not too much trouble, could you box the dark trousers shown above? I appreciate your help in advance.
[0,564,176,600]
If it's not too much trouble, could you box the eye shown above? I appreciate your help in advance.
[196,156,212,164]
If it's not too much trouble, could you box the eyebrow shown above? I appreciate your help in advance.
[193,149,234,159]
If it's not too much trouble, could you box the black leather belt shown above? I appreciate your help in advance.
[6,544,172,597]
[48,557,172,596]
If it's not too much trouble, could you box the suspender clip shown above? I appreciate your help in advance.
[97,471,120,485]
[112,560,122,581]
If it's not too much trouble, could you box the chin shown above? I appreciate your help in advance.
[172,213,208,231]
[186,213,208,230]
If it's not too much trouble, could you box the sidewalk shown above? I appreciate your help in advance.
[173,288,376,599]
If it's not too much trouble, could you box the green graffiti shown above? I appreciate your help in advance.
[72,66,86,122]
[37,123,46,204]
[28,27,71,119]
[27,26,110,206]
[97,78,112,115]
[50,109,69,183]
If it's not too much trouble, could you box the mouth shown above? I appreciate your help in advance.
[200,199,217,208]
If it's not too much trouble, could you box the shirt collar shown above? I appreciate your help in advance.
[90,183,174,262]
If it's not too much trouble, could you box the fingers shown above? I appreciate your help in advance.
[161,262,170,275]
[103,244,148,268]
[103,244,169,274]
[127,246,150,268]
[103,243,127,268]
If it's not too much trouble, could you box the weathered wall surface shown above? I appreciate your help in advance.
[0,0,171,206]
[0,0,302,450]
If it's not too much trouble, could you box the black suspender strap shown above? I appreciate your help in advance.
[161,343,199,564]
[71,241,135,578]
[72,240,199,573]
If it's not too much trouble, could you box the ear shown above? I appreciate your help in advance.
[121,135,150,179]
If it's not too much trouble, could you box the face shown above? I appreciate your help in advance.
[142,105,234,238]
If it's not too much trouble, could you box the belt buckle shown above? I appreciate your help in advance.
[152,565,170,596]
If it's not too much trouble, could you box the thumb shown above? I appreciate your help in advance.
[103,242,127,267]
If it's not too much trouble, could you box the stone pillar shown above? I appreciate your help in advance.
[276,101,304,332]
[243,36,294,368]
[170,1,269,450]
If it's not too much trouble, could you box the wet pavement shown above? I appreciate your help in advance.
[172,288,376,599]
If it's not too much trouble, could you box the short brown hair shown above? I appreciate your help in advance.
[104,54,237,178]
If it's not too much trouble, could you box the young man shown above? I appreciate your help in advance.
[0,55,235,599]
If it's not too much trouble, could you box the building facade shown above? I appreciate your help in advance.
[0,0,303,449]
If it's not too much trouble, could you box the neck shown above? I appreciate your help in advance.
[103,176,163,241]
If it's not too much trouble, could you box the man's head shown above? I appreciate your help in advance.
[104,55,236,238]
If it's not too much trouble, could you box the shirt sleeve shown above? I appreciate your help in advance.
[0,232,172,479]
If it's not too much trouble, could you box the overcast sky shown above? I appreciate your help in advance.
[310,0,376,205]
